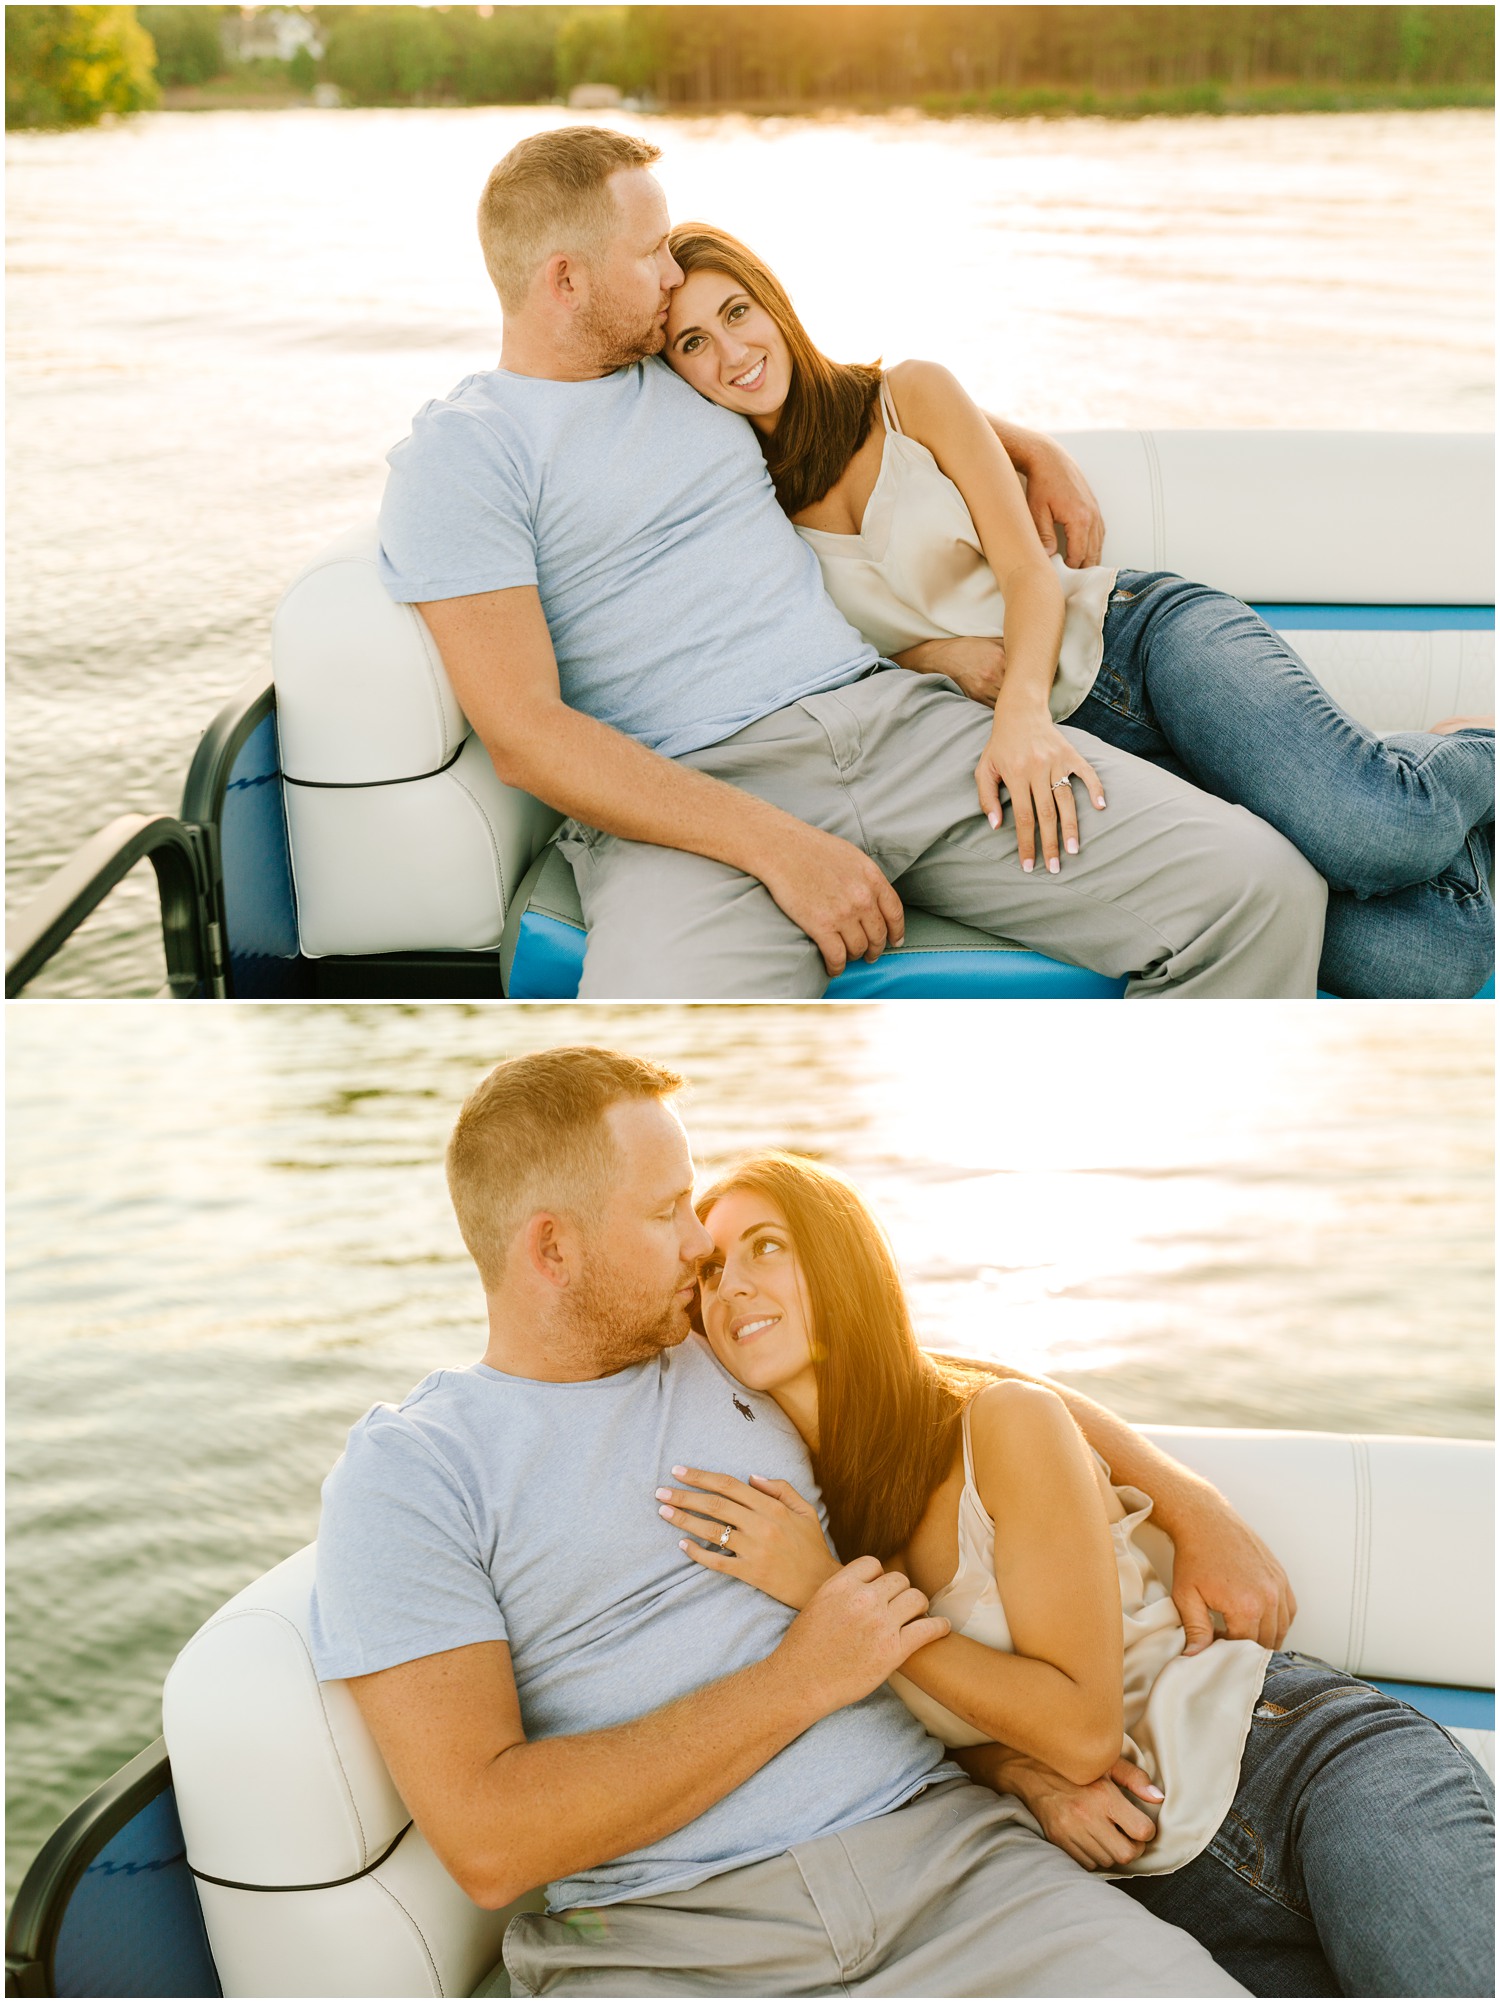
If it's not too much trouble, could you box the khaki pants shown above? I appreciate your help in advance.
[559,672,1325,999]
[495,1779,1249,1997]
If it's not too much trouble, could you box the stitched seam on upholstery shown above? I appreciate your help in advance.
[448,766,510,917]
[404,600,460,765]
[191,1606,370,1864]
[1141,433,1166,567]
[1348,1437,1371,1674]
[368,1868,447,1994]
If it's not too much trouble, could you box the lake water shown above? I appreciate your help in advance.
[5,1001,1493,1898]
[5,106,1494,992]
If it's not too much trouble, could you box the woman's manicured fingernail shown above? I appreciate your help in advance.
[987,809,999,829]
[1096,796,1106,808]
[1142,1784,1165,1801]
[678,1539,691,1552]
[658,1505,674,1519]
[1048,857,1059,873]
[671,1465,687,1477]
[1066,838,1078,854]
[1022,857,1033,872]
[654,1487,672,1501]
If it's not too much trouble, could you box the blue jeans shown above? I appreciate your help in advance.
[1069,574,1495,997]
[1120,1652,1495,1996]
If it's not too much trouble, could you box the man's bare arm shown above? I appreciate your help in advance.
[946,1352,1295,1651]
[417,586,904,975]
[984,417,1105,569]
[347,1559,947,1909]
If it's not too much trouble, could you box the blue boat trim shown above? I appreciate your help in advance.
[827,949,1125,1000]
[1252,604,1494,631]
[1367,1680,1495,1730]
[508,911,1131,1000]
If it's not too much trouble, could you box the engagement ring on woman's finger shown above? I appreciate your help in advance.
[717,1524,734,1551]
[1051,777,1072,792]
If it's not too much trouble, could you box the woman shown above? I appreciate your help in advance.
[653,1152,1494,1997]
[661,225,1494,999]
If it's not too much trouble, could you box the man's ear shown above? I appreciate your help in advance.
[542,249,585,311]
[521,1209,577,1291]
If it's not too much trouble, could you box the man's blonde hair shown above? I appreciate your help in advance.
[446,1046,683,1290]
[477,126,663,314]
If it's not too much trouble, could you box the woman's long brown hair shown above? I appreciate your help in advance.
[668,223,882,518]
[695,1153,990,1562]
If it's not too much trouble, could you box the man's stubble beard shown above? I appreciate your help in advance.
[578,290,667,373]
[560,1252,694,1375]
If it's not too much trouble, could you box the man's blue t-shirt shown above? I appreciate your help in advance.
[310,1337,950,1912]
[376,358,879,758]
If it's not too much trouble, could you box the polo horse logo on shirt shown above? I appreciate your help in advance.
[732,1396,755,1422]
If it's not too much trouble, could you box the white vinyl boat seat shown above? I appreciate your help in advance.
[161,1427,1494,1998]
[271,432,1494,994]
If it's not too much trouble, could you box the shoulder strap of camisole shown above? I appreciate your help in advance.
[877,373,904,436]
[960,1398,978,1491]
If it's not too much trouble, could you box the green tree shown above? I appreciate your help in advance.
[136,6,223,87]
[288,42,317,92]
[6,5,159,128]
[319,6,453,104]
[441,6,562,103]
[557,6,639,93]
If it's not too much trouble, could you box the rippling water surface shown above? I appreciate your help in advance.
[6,107,1494,991]
[6,1002,1493,1896]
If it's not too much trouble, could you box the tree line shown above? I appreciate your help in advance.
[8,5,1495,129]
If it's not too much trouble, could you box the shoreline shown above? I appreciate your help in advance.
[152,80,1493,119]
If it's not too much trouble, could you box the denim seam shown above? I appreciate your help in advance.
[1207,1809,1313,1921]
[1252,1683,1364,1729]
[1078,673,1143,727]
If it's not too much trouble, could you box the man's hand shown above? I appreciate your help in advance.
[757,822,906,976]
[892,635,1007,707]
[777,1557,950,1708]
[989,422,1105,568]
[960,1744,1162,1872]
[1168,1488,1296,1654]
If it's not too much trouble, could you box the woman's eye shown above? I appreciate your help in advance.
[726,301,748,322]
[682,335,703,354]
[754,1235,785,1257]
[700,1262,722,1284]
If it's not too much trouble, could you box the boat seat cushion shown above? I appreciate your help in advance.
[273,524,561,959]
[270,434,1493,967]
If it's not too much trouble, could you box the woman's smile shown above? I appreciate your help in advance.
[729,1311,780,1342]
[728,356,767,391]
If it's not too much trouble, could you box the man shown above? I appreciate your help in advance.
[311,1045,1294,1994]
[376,127,1325,999]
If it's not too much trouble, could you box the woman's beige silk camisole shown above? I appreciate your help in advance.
[794,377,1116,722]
[886,1404,1270,1877]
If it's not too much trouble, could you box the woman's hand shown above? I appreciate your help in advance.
[655,1466,841,1610]
[976,702,1106,873]
[892,636,1007,707]
[959,1743,1162,1872]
